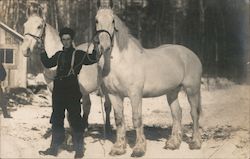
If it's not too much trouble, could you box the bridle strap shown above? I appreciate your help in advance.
[24,33,41,40]
[24,21,46,43]
[95,29,114,47]
[85,29,114,60]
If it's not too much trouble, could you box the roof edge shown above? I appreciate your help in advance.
[0,21,24,41]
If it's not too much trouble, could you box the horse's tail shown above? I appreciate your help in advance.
[197,89,202,116]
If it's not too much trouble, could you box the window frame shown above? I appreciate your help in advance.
[0,44,18,69]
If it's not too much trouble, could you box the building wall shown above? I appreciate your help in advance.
[0,27,27,88]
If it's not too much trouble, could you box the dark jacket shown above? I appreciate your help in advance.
[40,46,100,78]
[0,63,6,81]
[40,46,100,99]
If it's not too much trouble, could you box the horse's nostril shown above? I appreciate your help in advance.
[100,46,104,52]
[24,48,31,57]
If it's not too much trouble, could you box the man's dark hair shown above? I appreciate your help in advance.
[59,27,75,39]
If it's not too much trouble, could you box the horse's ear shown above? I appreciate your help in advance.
[40,3,48,21]
[97,0,101,9]
[110,0,113,8]
[38,6,43,19]
[26,7,31,19]
[97,0,113,9]
[114,16,119,32]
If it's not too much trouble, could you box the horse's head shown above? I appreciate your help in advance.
[21,14,45,57]
[95,0,129,54]
[95,5,116,54]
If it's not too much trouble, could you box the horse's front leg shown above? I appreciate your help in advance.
[108,94,126,156]
[130,92,146,157]
[104,94,112,133]
[101,84,112,133]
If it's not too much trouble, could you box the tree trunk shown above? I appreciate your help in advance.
[199,0,205,63]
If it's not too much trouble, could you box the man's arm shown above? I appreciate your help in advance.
[38,41,59,68]
[40,51,59,68]
[81,44,101,65]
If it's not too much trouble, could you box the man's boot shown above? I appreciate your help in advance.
[0,93,12,118]
[39,131,65,156]
[72,132,84,159]
[2,106,12,118]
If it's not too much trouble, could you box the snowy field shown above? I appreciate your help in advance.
[0,77,249,158]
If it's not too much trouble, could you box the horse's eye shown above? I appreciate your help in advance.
[112,20,115,24]
[96,20,98,24]
[37,25,42,29]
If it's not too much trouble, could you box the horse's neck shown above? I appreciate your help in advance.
[41,24,61,81]
[112,36,143,61]
[44,24,62,58]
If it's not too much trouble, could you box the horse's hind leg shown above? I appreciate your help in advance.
[185,86,202,149]
[82,94,91,131]
[165,87,182,150]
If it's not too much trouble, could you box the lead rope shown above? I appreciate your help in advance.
[99,86,106,157]
[85,37,107,157]
[94,30,114,156]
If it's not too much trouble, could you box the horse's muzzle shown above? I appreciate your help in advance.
[100,45,112,55]
[22,47,31,57]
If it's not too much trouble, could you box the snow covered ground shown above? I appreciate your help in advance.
[0,79,249,158]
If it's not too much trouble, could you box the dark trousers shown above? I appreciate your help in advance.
[0,85,9,117]
[49,76,84,148]
[50,93,84,146]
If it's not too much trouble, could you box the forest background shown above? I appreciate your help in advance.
[0,0,249,83]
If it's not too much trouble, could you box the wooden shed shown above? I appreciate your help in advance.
[0,21,27,88]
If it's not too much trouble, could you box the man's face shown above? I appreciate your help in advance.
[61,34,73,49]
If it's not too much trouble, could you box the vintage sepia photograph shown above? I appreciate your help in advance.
[0,0,249,158]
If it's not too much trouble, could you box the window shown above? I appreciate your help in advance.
[0,49,3,63]
[6,49,14,63]
[0,48,15,64]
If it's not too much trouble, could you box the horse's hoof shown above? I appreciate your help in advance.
[164,137,181,150]
[189,140,201,150]
[131,148,145,157]
[109,148,126,156]
[109,150,126,156]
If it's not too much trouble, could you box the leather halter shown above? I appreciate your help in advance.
[95,29,114,47]
[24,20,46,43]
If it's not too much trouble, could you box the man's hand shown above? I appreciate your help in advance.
[93,35,100,45]
[93,35,99,51]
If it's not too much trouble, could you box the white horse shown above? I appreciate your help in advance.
[21,13,112,131]
[95,5,202,157]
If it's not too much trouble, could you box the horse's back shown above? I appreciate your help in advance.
[158,44,202,88]
[142,45,186,96]
[142,44,202,96]
[147,44,202,75]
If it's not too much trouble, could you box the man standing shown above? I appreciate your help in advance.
[0,62,11,118]
[38,27,100,158]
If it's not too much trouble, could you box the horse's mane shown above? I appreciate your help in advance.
[114,15,143,52]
